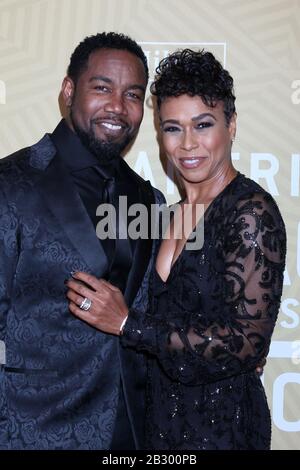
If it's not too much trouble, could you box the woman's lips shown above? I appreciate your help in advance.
[179,157,207,169]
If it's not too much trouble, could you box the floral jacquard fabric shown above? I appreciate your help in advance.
[122,173,286,450]
[0,132,164,450]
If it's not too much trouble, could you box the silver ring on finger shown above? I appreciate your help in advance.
[79,297,92,311]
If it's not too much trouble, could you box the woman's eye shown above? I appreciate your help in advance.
[197,121,213,129]
[163,126,180,133]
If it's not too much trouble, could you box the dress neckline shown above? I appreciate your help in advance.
[155,172,241,284]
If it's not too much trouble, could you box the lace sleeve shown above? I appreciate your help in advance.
[121,192,286,385]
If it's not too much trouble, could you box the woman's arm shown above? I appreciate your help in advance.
[121,192,286,384]
[67,192,286,385]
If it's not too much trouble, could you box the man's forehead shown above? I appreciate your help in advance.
[88,48,141,67]
[85,49,147,83]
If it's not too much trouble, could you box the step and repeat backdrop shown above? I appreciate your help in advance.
[0,0,299,450]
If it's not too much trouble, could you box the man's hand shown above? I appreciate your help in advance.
[66,271,128,336]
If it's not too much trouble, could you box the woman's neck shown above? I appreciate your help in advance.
[183,166,237,205]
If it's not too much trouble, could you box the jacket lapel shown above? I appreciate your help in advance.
[30,135,157,292]
[31,136,109,276]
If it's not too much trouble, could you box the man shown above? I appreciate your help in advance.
[0,32,164,450]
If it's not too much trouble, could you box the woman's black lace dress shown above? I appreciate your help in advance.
[122,173,286,450]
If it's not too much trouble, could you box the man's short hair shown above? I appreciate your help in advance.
[67,32,149,84]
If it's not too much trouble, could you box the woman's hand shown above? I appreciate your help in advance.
[66,271,128,336]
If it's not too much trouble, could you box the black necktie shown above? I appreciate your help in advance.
[94,167,117,268]
[95,167,132,292]
[103,176,116,205]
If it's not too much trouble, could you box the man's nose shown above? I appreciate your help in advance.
[104,92,127,115]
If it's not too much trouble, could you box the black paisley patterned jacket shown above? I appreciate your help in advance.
[0,123,164,449]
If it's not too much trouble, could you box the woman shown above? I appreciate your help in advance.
[66,50,286,450]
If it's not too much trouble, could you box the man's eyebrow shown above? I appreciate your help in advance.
[127,84,146,93]
[89,76,145,93]
[89,76,112,83]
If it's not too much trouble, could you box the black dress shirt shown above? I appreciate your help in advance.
[51,119,134,292]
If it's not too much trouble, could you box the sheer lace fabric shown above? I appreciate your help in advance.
[122,174,286,450]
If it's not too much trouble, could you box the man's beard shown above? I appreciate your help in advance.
[70,112,133,166]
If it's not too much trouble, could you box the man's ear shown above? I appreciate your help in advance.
[61,77,75,108]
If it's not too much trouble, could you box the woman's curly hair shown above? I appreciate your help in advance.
[150,49,236,125]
